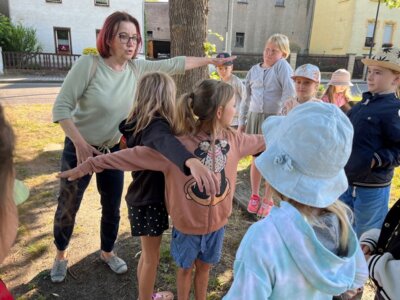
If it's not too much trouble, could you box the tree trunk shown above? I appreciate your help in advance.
[170,0,209,96]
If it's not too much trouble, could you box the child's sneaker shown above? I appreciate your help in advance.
[247,194,260,214]
[257,199,273,218]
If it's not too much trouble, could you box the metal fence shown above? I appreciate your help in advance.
[2,51,80,71]
[296,54,349,72]
[353,56,366,79]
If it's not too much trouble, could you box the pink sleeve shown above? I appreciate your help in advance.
[77,146,169,174]
[321,95,330,103]
[335,93,348,107]
[236,132,265,158]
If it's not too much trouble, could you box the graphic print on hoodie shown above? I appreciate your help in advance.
[184,139,230,206]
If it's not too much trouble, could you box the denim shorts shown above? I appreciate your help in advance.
[170,227,225,269]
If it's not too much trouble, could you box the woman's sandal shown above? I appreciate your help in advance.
[152,291,174,300]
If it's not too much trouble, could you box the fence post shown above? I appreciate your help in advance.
[347,53,356,77]
[0,47,4,75]
[289,52,297,70]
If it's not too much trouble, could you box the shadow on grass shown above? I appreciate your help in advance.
[14,148,62,223]
[11,235,140,300]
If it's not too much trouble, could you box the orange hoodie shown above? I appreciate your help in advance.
[74,131,265,235]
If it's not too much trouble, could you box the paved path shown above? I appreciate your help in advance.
[0,82,61,105]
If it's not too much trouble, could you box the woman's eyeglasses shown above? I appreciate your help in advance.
[117,33,140,45]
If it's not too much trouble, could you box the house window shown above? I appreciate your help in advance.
[46,0,62,3]
[365,22,375,47]
[382,24,394,47]
[235,32,245,48]
[54,28,72,54]
[147,31,153,39]
[275,0,285,6]
[95,0,109,6]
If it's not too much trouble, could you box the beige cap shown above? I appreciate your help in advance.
[362,47,400,73]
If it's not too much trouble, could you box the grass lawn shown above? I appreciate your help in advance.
[2,103,399,299]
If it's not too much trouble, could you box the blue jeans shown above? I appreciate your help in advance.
[53,137,124,252]
[340,185,390,237]
[170,227,225,269]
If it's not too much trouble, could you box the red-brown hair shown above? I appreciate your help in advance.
[96,11,142,58]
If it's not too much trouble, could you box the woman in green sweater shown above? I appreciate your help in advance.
[51,11,233,284]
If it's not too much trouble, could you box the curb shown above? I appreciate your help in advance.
[0,78,64,84]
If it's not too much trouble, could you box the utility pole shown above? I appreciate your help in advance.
[365,0,381,80]
[225,0,234,53]
[368,0,381,59]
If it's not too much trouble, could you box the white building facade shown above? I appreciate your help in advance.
[0,0,144,55]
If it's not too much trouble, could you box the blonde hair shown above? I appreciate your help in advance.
[392,70,400,98]
[323,85,352,104]
[271,188,352,253]
[175,79,234,138]
[126,72,177,135]
[267,33,290,58]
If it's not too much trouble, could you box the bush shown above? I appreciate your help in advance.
[82,47,99,55]
[0,14,42,52]
[0,14,12,49]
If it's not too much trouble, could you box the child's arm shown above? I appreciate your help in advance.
[359,228,381,255]
[141,119,219,195]
[349,243,369,290]
[223,260,272,300]
[223,224,273,300]
[366,253,400,299]
[58,146,167,181]
[238,71,252,132]
[373,112,400,169]
[276,60,295,104]
[237,77,247,110]
[142,119,193,173]
[236,132,265,158]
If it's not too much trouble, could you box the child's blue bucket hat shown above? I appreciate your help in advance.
[255,101,354,208]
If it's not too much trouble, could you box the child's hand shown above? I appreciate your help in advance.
[238,125,246,133]
[74,140,102,165]
[185,158,220,196]
[211,56,237,66]
[57,168,88,181]
[361,244,372,261]
[362,244,371,255]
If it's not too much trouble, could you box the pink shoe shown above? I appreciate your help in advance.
[247,194,261,214]
[257,199,273,218]
[152,291,174,300]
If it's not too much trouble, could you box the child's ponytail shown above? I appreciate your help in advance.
[176,80,234,136]
[176,92,198,135]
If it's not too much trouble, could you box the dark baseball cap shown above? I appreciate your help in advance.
[216,52,233,66]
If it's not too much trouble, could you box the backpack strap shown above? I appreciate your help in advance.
[88,55,99,85]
